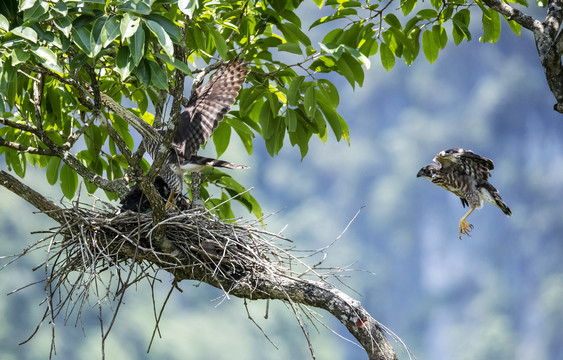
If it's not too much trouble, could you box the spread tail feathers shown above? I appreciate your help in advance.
[480,183,512,216]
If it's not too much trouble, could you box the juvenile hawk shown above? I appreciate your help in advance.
[417,148,511,238]
[123,60,250,211]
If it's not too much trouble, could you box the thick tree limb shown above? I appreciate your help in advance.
[484,0,563,113]
[0,170,65,223]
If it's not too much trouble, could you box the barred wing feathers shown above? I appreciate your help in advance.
[174,60,250,162]
[434,148,494,182]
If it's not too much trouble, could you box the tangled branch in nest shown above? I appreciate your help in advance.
[5,197,402,360]
[35,200,293,318]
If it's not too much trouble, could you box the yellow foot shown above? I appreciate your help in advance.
[459,219,474,239]
[164,191,176,210]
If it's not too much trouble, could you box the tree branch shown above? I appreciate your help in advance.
[480,0,542,32]
[0,170,65,223]
[484,0,563,113]
[0,137,57,156]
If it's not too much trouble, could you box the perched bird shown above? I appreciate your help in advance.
[126,59,250,211]
[120,176,189,213]
[417,148,511,238]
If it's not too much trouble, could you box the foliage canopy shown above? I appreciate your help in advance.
[0,0,543,216]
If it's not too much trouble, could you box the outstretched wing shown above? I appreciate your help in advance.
[434,148,494,181]
[173,60,250,161]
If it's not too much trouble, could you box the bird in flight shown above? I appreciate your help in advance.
[417,148,511,238]
[122,59,250,211]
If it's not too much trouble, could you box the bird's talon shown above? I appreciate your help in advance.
[459,219,473,238]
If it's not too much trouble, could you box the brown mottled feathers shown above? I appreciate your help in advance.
[434,148,494,181]
[173,60,250,162]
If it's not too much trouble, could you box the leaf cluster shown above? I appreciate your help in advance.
[0,0,535,218]
[0,0,357,219]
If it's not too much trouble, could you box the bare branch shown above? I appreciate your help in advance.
[0,170,64,223]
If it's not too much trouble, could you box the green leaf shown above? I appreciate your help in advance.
[31,46,63,74]
[71,26,92,56]
[6,150,26,177]
[148,60,168,90]
[258,99,274,139]
[120,13,140,41]
[154,53,192,75]
[287,75,304,107]
[226,117,254,154]
[304,85,316,118]
[432,24,448,49]
[145,14,182,43]
[146,19,174,57]
[206,23,228,59]
[336,53,362,88]
[90,16,106,57]
[312,0,324,7]
[53,17,72,38]
[379,42,395,71]
[417,9,438,19]
[101,16,120,47]
[0,59,17,108]
[422,30,439,63]
[323,28,343,43]
[506,18,522,36]
[480,8,501,43]
[0,14,10,32]
[384,14,402,29]
[52,1,68,16]
[318,101,342,141]
[430,0,442,10]
[134,59,151,87]
[452,9,472,45]
[278,42,302,55]
[11,26,38,42]
[19,0,37,11]
[285,108,297,132]
[240,87,267,117]
[118,0,152,15]
[46,156,61,185]
[115,46,133,80]
[11,47,30,65]
[213,121,231,157]
[60,163,78,200]
[278,22,311,46]
[23,0,48,23]
[130,26,145,66]
[316,79,339,108]
[178,0,198,17]
[401,0,416,15]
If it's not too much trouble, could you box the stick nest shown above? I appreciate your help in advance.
[25,199,301,335]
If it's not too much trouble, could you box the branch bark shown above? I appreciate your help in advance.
[484,0,563,113]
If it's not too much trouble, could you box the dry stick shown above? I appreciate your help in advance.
[243,299,279,349]
[147,283,175,352]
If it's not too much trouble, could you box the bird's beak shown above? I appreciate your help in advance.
[416,168,424,178]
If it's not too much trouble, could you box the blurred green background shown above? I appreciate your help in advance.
[2,7,563,360]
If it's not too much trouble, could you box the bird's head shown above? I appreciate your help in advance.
[417,164,439,179]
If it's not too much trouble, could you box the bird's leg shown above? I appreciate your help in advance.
[190,172,204,208]
[459,208,475,239]
[164,191,176,210]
